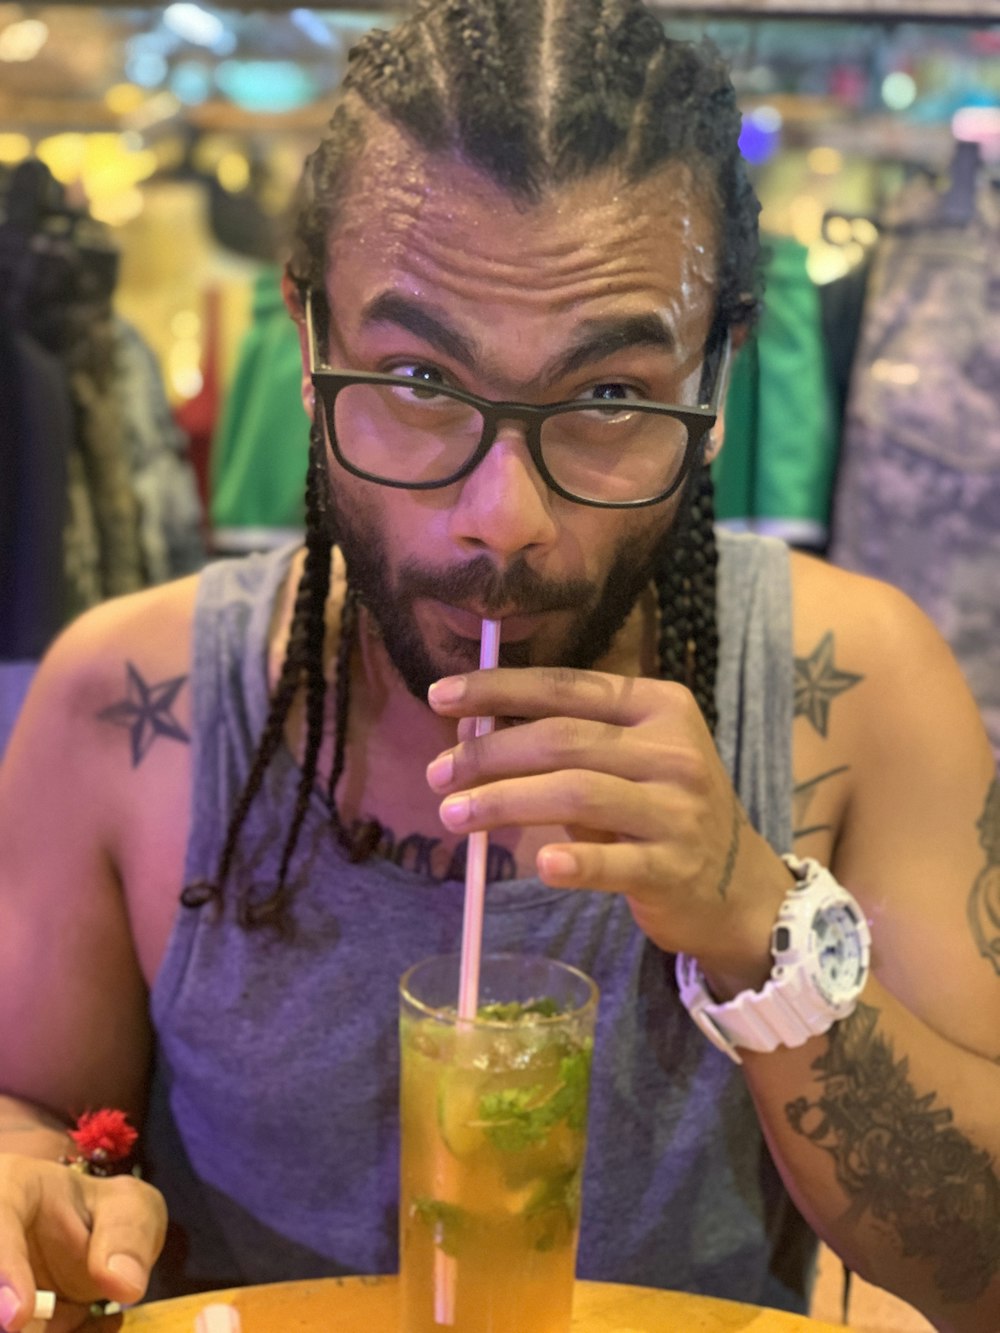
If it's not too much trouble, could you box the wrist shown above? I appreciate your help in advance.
[677,856,872,1064]
[702,850,797,1000]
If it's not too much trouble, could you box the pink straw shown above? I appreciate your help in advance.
[457,617,502,1019]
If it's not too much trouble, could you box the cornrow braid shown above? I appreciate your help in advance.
[183,425,359,929]
[546,2,663,178]
[204,0,764,929]
[656,465,719,735]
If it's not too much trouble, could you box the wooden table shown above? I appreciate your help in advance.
[108,1275,846,1331]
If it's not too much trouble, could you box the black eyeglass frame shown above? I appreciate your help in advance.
[306,290,732,510]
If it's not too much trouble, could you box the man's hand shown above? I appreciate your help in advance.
[427,666,790,990]
[0,1156,166,1332]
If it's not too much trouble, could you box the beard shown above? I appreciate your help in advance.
[314,423,694,702]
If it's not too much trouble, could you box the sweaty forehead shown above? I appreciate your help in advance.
[323,126,720,366]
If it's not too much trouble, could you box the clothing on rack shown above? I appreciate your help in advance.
[712,234,839,550]
[0,159,206,759]
[829,147,1000,761]
[209,265,308,555]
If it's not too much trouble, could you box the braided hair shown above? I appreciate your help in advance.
[192,0,761,927]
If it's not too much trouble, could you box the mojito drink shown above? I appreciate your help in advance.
[399,954,598,1333]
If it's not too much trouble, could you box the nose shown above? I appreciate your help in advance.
[448,424,558,560]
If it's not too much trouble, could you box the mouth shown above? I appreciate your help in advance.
[431,600,555,645]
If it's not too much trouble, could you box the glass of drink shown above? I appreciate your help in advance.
[399,953,599,1333]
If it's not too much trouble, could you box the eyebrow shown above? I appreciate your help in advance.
[359,290,677,385]
[548,314,676,383]
[361,291,480,368]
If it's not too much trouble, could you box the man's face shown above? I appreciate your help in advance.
[303,127,719,699]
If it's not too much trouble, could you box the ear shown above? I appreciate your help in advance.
[281,270,315,418]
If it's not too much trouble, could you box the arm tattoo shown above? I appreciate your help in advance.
[786,1002,1000,1303]
[793,764,849,840]
[794,632,863,738]
[97,661,190,767]
[968,777,1000,976]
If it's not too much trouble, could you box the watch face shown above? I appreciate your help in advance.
[811,902,867,1004]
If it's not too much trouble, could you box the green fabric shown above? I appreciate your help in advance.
[209,266,308,539]
[713,235,837,544]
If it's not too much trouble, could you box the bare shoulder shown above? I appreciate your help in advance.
[25,574,200,721]
[787,549,987,757]
[788,550,999,1054]
[0,576,203,984]
[0,575,203,1117]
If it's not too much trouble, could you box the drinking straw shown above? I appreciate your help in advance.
[457,617,501,1020]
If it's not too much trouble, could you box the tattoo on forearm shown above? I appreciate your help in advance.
[348,818,517,884]
[97,662,190,767]
[793,765,849,840]
[794,632,863,738]
[786,1002,1000,1303]
[716,794,745,900]
[968,777,1000,977]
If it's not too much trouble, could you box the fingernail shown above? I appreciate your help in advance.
[428,677,466,706]
[107,1253,146,1295]
[0,1287,19,1327]
[440,793,471,828]
[426,752,454,790]
[539,849,578,878]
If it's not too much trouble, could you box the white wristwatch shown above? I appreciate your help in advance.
[676,854,871,1064]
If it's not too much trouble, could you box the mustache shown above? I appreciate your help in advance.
[392,554,594,616]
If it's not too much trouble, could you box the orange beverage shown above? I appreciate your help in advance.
[399,954,598,1333]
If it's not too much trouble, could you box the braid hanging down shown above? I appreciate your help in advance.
[191,0,760,927]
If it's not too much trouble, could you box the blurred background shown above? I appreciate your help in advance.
[2,0,999,770]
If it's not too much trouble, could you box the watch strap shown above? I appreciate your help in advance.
[676,856,870,1064]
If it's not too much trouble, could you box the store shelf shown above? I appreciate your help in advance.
[646,0,999,16]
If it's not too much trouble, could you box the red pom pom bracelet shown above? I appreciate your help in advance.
[61,1107,139,1177]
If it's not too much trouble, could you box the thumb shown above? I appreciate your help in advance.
[85,1176,168,1305]
[0,1195,44,1332]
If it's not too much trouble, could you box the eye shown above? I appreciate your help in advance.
[390,363,450,400]
[584,382,641,404]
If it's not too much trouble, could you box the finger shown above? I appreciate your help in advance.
[0,1183,46,1332]
[437,771,671,842]
[430,713,713,798]
[428,717,636,793]
[428,666,678,727]
[84,1176,167,1305]
[536,838,672,897]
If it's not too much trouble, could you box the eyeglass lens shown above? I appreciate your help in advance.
[327,381,691,504]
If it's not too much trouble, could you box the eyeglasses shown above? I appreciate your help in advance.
[306,291,731,509]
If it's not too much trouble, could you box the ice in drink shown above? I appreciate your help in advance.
[399,954,598,1333]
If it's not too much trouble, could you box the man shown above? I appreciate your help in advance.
[0,2,998,1330]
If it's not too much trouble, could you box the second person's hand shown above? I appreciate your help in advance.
[0,1155,166,1332]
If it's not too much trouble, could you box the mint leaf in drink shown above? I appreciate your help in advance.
[476,996,562,1022]
[524,1169,582,1252]
[478,1041,593,1151]
[411,1197,465,1257]
[477,1086,548,1151]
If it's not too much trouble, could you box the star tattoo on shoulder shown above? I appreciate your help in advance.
[97,661,190,767]
[794,631,863,738]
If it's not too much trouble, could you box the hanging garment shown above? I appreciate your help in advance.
[209,265,308,555]
[114,317,205,583]
[713,234,838,551]
[0,330,72,657]
[829,165,1000,761]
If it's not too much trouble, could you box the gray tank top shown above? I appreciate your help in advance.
[146,531,812,1309]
